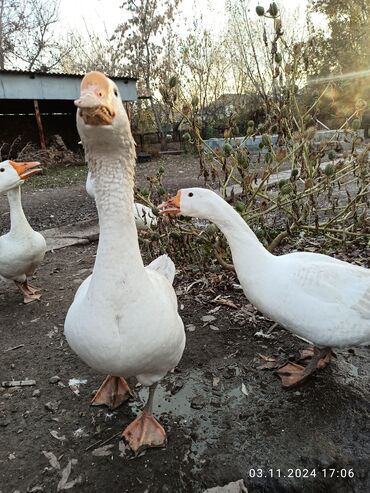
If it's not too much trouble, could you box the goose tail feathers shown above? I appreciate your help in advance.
[146,254,176,285]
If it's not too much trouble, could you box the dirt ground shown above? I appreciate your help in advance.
[0,158,370,493]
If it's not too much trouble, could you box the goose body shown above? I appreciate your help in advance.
[65,254,184,384]
[0,160,46,302]
[161,188,370,384]
[64,72,185,452]
[86,171,157,230]
[233,249,370,348]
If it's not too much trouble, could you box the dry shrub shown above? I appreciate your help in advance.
[0,136,83,168]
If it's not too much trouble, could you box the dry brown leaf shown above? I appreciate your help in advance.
[210,295,238,309]
[257,353,276,362]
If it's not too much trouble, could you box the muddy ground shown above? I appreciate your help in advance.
[0,157,370,493]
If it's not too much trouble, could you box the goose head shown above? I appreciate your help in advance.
[0,160,41,193]
[75,71,131,148]
[160,187,224,220]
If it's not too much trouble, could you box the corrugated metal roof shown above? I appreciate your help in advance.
[0,68,137,81]
[0,70,137,102]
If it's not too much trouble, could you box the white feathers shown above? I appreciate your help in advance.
[174,188,370,349]
[146,254,176,285]
[86,171,157,230]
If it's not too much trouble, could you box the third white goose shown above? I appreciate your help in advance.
[0,160,46,303]
[160,187,370,387]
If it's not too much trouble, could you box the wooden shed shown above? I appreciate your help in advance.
[0,69,137,150]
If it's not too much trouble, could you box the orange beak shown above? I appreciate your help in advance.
[9,161,42,179]
[75,71,116,126]
[159,191,182,215]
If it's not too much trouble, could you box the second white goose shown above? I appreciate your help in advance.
[160,187,370,387]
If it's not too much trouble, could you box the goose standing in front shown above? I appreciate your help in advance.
[0,160,46,303]
[160,188,370,387]
[64,72,185,454]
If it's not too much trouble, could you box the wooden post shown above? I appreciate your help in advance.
[33,99,46,149]
[125,101,135,126]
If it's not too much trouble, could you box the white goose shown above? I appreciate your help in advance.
[86,171,157,230]
[160,188,370,387]
[0,160,46,303]
[64,72,185,454]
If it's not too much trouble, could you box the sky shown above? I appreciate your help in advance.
[57,0,309,39]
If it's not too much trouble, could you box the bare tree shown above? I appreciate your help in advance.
[178,21,232,132]
[60,25,124,76]
[113,0,181,149]
[0,0,63,71]
[226,0,308,101]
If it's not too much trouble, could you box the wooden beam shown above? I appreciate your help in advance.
[33,99,46,149]
[124,101,133,123]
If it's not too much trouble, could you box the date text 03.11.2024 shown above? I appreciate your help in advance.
[247,468,355,479]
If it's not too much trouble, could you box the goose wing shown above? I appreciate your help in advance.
[146,254,176,285]
[286,253,370,319]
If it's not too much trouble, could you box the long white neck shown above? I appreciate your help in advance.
[7,186,32,236]
[86,144,146,298]
[209,198,273,281]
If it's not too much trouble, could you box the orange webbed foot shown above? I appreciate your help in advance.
[275,362,307,388]
[276,346,333,388]
[91,375,132,410]
[15,280,42,304]
[122,410,167,456]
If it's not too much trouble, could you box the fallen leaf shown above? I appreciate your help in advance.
[207,306,221,314]
[43,451,61,470]
[257,353,276,362]
[201,315,216,323]
[50,430,66,442]
[92,444,114,457]
[185,324,196,332]
[57,459,81,491]
[212,377,220,387]
[57,461,72,491]
[241,383,249,396]
[211,295,238,309]
[73,428,88,438]
[209,325,220,331]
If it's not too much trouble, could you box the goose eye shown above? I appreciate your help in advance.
[188,192,193,197]
[114,88,118,97]
[0,168,4,172]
